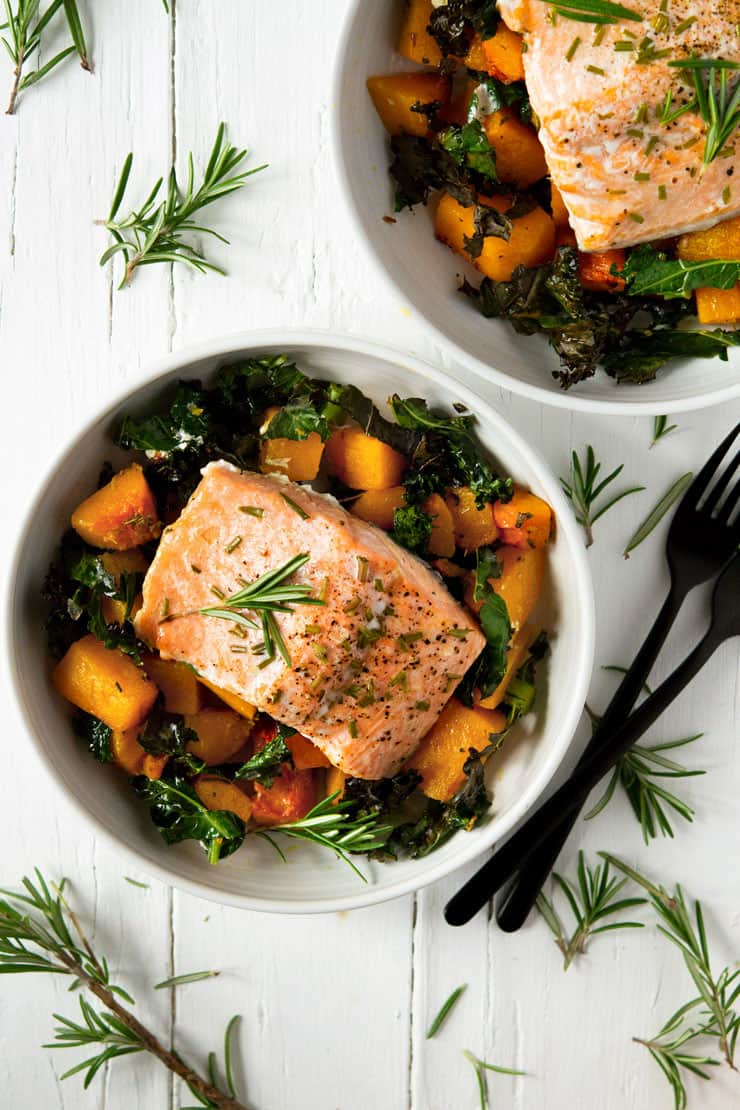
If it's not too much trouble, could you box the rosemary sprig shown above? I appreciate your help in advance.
[535,850,646,968]
[652,414,678,447]
[0,869,245,1109]
[538,0,642,24]
[98,123,267,288]
[198,553,325,668]
[623,472,693,557]
[632,1006,720,1110]
[602,856,740,1090]
[256,792,393,882]
[586,730,704,840]
[462,1049,526,1110]
[2,0,89,115]
[427,984,467,1039]
[668,58,740,164]
[560,445,645,547]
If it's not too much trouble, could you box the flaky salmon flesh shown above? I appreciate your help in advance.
[135,463,485,780]
[498,0,740,251]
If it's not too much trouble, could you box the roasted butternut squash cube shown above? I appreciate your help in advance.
[351,486,407,530]
[491,545,545,632]
[251,767,316,826]
[324,425,407,490]
[184,708,252,766]
[694,285,740,324]
[101,550,150,578]
[194,776,253,824]
[445,487,498,550]
[110,727,147,775]
[142,753,169,780]
[482,25,525,82]
[435,192,555,282]
[101,593,143,627]
[259,433,325,482]
[196,678,258,720]
[406,697,506,801]
[142,654,204,715]
[578,249,626,292]
[493,488,552,548]
[478,626,535,711]
[677,213,740,261]
[367,73,450,137]
[482,109,547,189]
[422,493,456,557]
[286,732,331,770]
[325,764,347,801]
[71,464,160,550]
[398,0,442,66]
[53,635,157,731]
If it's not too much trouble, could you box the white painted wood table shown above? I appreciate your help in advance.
[1,3,739,1107]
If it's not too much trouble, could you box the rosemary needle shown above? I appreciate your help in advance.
[623,472,693,557]
[154,969,220,990]
[426,984,467,1038]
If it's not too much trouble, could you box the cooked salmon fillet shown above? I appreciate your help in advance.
[498,0,740,250]
[135,462,485,779]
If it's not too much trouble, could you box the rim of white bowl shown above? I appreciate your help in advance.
[329,2,740,417]
[6,328,595,913]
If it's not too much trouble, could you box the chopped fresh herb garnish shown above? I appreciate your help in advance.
[239,505,264,518]
[279,493,310,520]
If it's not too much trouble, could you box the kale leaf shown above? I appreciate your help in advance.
[458,592,512,705]
[389,134,477,211]
[604,328,740,383]
[464,202,512,260]
[391,745,495,858]
[439,120,499,183]
[325,382,421,456]
[118,382,211,456]
[234,727,294,788]
[390,395,512,507]
[133,774,245,863]
[342,770,421,821]
[473,545,501,602]
[136,700,204,775]
[78,714,113,763]
[428,0,499,57]
[620,244,740,299]
[391,504,433,553]
[470,75,532,124]
[264,400,330,442]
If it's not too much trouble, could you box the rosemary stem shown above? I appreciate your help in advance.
[6,54,23,116]
[52,946,246,1109]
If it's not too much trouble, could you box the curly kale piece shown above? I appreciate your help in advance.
[234,726,295,788]
[427,0,500,57]
[391,504,433,554]
[136,700,205,775]
[78,714,113,764]
[133,774,245,863]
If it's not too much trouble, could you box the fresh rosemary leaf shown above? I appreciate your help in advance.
[540,0,642,23]
[2,0,89,115]
[561,445,644,547]
[61,0,89,69]
[536,850,646,969]
[623,473,693,557]
[668,58,740,164]
[426,984,467,1039]
[123,877,149,889]
[652,414,678,447]
[98,123,267,288]
[463,1049,526,1110]
[154,969,219,990]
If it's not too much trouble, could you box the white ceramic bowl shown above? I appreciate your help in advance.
[331,2,740,415]
[7,330,594,913]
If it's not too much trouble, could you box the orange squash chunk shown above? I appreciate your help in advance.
[251,767,316,826]
[351,486,407,530]
[142,654,204,715]
[194,777,253,824]
[71,464,160,551]
[53,635,157,731]
[100,550,148,625]
[184,708,252,766]
[482,109,547,189]
[491,546,545,632]
[109,727,168,778]
[367,73,450,137]
[493,489,552,548]
[324,425,407,490]
[325,764,346,801]
[407,697,506,802]
[694,285,740,324]
[435,192,555,282]
[286,732,331,770]
[445,487,498,550]
[478,626,535,711]
[482,25,525,82]
[578,249,626,292]
[196,678,257,720]
[398,0,442,66]
[677,213,740,261]
[422,493,456,557]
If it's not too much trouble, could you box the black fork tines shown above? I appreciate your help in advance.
[717,478,740,526]
[701,447,740,517]
[682,422,740,514]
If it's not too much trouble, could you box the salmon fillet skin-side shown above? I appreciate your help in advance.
[498,0,740,250]
[135,462,485,779]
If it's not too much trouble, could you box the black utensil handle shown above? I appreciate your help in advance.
[496,586,683,933]
[445,629,720,927]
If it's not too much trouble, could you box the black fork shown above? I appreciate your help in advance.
[447,422,740,930]
[445,552,740,926]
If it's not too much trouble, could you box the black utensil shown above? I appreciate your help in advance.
[494,422,740,933]
[446,553,740,927]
